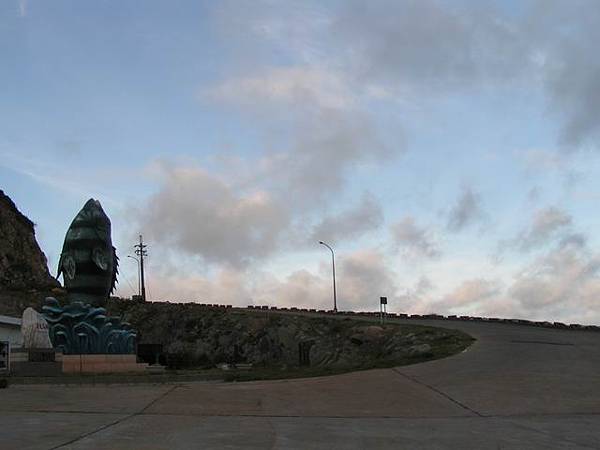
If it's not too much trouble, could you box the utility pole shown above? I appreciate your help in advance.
[134,235,148,302]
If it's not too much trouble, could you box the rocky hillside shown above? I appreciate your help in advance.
[0,189,59,292]
[108,299,474,372]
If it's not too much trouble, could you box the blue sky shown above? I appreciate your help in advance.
[3,0,600,324]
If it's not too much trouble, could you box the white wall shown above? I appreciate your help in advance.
[0,324,22,347]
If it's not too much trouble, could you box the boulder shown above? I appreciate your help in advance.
[21,307,52,349]
[408,343,432,357]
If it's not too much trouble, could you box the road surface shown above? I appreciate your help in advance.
[1,318,599,449]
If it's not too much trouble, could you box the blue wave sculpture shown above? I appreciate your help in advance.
[42,297,136,354]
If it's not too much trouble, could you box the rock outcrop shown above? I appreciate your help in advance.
[107,299,473,371]
[0,189,59,291]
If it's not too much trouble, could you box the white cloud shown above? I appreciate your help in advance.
[310,193,383,245]
[446,185,484,232]
[433,278,504,313]
[329,0,530,91]
[213,1,600,147]
[203,65,394,208]
[516,206,573,252]
[391,216,440,259]
[18,0,27,17]
[121,249,400,313]
[509,240,600,323]
[339,249,400,311]
[134,161,288,267]
[143,268,251,305]
[107,1,600,326]
[205,66,354,110]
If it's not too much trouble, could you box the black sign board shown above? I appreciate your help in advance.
[380,296,387,305]
[137,343,164,365]
[0,341,9,371]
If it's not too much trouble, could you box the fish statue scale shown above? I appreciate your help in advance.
[57,198,118,307]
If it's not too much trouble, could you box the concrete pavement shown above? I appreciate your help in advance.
[1,319,599,449]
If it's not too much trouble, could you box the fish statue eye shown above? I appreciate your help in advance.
[92,247,109,271]
[63,255,76,280]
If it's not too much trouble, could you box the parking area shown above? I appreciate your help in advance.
[1,319,599,449]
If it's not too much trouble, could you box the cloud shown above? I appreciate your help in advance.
[134,162,288,267]
[266,109,389,207]
[515,206,573,252]
[211,1,331,67]
[338,249,399,310]
[330,0,529,91]
[257,269,332,309]
[261,249,402,312]
[494,206,584,263]
[309,193,383,245]
[204,66,394,208]
[396,276,436,313]
[531,1,600,146]
[205,66,353,110]
[446,185,484,232]
[116,231,600,324]
[211,1,600,148]
[328,0,600,146]
[521,148,566,172]
[18,0,27,17]
[120,249,400,313]
[142,267,251,305]
[390,216,440,259]
[433,278,503,313]
[112,1,600,326]
[509,239,600,323]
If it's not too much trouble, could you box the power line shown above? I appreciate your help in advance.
[124,276,137,297]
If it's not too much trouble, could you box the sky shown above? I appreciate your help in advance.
[2,0,600,324]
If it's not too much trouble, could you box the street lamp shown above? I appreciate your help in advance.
[319,241,337,313]
[127,255,140,297]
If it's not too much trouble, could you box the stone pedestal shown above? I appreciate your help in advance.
[61,354,148,374]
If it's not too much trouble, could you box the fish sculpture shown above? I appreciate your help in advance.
[57,199,118,306]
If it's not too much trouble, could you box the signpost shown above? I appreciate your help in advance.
[0,341,9,374]
[380,297,387,325]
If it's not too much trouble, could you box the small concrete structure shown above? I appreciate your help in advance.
[0,314,22,347]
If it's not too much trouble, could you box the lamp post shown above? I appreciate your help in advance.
[127,255,140,297]
[319,241,337,313]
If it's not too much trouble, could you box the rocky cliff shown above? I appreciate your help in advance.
[107,299,473,373]
[0,189,59,291]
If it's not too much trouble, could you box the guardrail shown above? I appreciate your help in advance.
[136,300,600,332]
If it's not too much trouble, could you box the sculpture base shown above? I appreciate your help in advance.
[62,354,148,374]
[42,297,137,355]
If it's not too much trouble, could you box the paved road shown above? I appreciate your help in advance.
[1,319,599,449]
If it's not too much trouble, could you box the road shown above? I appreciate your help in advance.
[1,318,599,449]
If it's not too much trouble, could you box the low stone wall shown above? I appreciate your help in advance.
[110,299,600,331]
[242,305,600,331]
[11,361,62,376]
[62,354,148,374]
[9,348,62,376]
